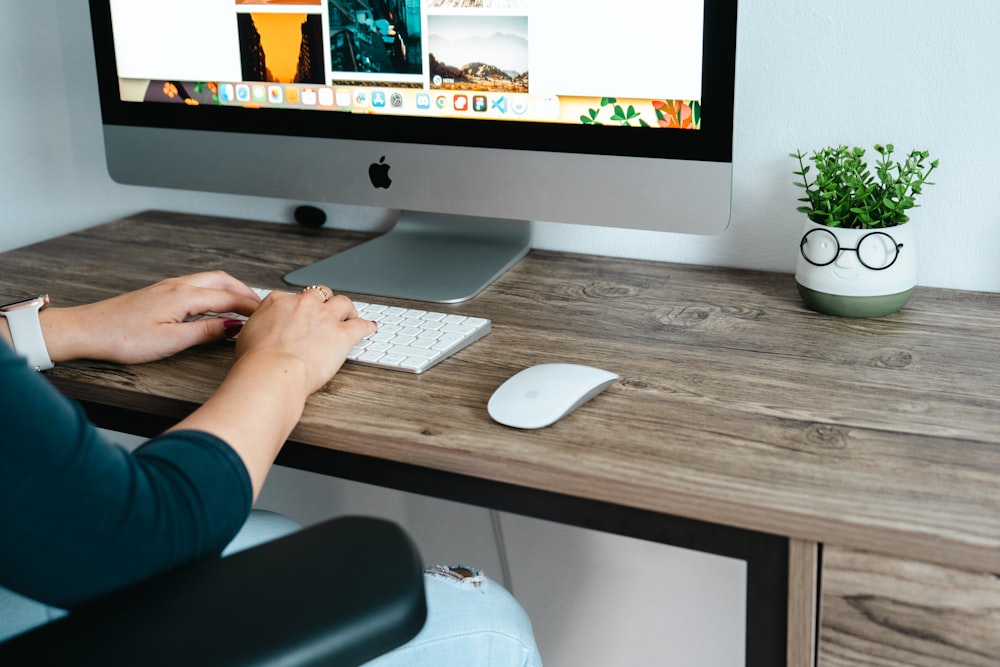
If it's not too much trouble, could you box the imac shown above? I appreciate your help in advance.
[88,1,737,303]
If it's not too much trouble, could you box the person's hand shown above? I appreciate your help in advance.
[40,271,262,364]
[234,285,377,396]
[169,285,377,499]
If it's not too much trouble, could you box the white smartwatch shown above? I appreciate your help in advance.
[0,294,54,371]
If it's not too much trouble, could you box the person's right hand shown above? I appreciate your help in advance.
[168,284,377,500]
[234,286,377,396]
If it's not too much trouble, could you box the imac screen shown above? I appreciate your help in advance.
[90,0,737,301]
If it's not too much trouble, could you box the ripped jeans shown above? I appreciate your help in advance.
[365,564,543,667]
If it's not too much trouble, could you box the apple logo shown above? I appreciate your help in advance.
[368,155,392,189]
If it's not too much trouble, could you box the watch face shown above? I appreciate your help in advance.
[0,294,49,312]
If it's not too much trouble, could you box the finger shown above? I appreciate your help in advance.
[301,284,333,303]
[178,317,246,349]
[180,270,260,297]
[179,284,262,320]
[112,316,236,364]
[340,315,378,343]
[326,293,359,320]
[220,318,246,339]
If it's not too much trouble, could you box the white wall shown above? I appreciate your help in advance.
[3,1,1000,290]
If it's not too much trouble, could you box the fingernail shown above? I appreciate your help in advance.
[371,320,379,329]
[224,319,244,338]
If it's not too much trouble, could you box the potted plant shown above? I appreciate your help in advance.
[790,144,938,317]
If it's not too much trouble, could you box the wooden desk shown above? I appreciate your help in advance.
[3,212,998,666]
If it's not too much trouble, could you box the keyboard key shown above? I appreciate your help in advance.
[252,287,490,373]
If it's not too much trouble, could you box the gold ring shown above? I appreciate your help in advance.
[301,284,331,302]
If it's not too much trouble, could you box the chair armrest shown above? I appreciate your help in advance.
[0,516,427,667]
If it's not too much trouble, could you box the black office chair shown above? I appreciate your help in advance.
[0,516,427,666]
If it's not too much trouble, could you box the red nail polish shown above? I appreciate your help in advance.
[223,319,244,338]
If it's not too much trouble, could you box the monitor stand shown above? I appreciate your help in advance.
[284,212,531,304]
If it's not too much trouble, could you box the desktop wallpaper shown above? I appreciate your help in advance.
[427,15,528,93]
[237,13,325,84]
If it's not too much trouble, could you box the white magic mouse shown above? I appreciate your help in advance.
[488,363,618,429]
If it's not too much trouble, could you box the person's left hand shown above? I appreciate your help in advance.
[39,271,262,364]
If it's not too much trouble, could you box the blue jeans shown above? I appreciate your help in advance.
[0,511,543,666]
[366,564,542,667]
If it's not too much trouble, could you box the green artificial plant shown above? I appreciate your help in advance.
[791,144,938,229]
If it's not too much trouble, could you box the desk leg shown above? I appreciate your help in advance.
[787,539,819,667]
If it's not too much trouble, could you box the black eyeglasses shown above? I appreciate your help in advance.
[799,228,903,271]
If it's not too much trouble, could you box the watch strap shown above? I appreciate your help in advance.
[2,301,54,371]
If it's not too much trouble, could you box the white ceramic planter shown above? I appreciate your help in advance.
[794,220,916,317]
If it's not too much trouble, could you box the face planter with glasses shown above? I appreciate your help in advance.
[794,221,917,318]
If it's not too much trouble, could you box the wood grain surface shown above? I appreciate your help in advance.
[788,540,820,667]
[819,546,1000,666]
[3,211,999,576]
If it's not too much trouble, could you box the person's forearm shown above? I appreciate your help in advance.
[0,307,85,362]
[38,307,88,362]
[167,350,313,501]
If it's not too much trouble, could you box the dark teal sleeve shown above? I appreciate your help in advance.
[0,342,253,609]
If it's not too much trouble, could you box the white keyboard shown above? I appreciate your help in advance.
[248,287,491,373]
